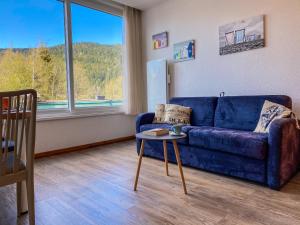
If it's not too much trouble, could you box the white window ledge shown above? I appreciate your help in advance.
[37,108,124,122]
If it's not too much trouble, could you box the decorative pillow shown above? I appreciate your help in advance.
[164,104,192,125]
[254,100,296,133]
[153,104,166,123]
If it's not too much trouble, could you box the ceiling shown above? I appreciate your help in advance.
[113,0,167,10]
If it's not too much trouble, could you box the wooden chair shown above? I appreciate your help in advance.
[0,89,37,225]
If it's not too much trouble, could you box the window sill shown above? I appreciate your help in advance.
[37,108,125,122]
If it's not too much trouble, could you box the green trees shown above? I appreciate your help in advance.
[28,46,67,101]
[0,43,123,102]
[0,49,32,91]
[72,43,122,101]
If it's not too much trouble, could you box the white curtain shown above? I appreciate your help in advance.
[123,6,146,115]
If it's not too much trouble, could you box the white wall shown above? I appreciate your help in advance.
[142,0,300,114]
[36,114,135,153]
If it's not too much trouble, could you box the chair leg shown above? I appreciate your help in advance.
[16,181,22,217]
[26,173,35,225]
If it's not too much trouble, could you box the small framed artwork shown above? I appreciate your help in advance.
[173,40,195,62]
[152,32,168,49]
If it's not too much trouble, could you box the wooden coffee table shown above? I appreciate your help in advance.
[134,132,188,194]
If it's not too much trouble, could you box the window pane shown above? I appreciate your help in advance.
[0,0,68,110]
[71,3,123,108]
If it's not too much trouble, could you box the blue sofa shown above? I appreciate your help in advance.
[136,95,300,190]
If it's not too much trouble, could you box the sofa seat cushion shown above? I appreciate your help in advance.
[139,124,192,145]
[181,125,199,133]
[189,127,268,160]
[140,123,172,132]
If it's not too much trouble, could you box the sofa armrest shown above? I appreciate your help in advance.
[268,118,300,189]
[136,112,155,133]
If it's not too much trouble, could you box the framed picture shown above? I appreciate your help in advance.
[152,32,168,49]
[173,40,195,62]
[219,15,265,55]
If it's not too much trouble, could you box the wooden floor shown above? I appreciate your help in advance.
[1,141,300,225]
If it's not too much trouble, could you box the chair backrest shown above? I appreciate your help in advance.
[0,89,37,176]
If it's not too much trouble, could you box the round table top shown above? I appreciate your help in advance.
[136,132,187,141]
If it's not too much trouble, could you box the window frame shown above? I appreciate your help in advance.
[38,0,124,119]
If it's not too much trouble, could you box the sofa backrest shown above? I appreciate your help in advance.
[169,97,218,126]
[214,95,292,131]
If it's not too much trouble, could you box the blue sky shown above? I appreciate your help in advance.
[0,0,123,48]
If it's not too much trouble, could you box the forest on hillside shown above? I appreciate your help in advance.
[0,43,123,102]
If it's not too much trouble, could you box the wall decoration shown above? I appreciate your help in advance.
[173,40,195,62]
[219,15,265,55]
[152,32,168,49]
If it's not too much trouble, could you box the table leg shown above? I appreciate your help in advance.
[172,140,187,194]
[163,140,169,176]
[134,139,145,191]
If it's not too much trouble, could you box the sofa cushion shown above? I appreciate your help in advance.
[189,126,268,160]
[181,125,199,133]
[0,152,25,175]
[139,124,193,145]
[214,95,292,131]
[169,97,218,127]
[140,123,172,132]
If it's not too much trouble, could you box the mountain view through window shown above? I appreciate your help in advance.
[0,0,123,110]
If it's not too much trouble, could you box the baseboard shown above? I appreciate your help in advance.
[34,135,135,159]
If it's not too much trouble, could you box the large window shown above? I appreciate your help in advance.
[0,0,123,113]
[72,3,123,108]
[0,0,68,110]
